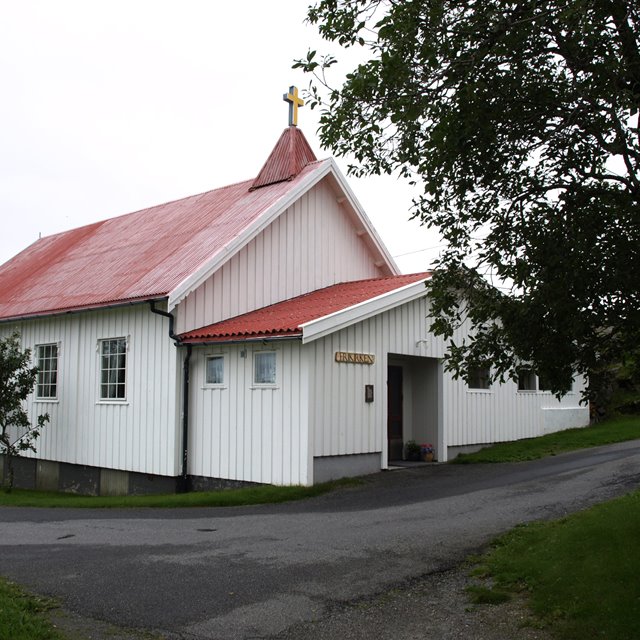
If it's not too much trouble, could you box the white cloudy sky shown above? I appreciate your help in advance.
[0,1,442,272]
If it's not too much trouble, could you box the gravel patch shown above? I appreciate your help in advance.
[271,563,553,640]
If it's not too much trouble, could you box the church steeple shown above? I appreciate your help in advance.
[250,87,317,191]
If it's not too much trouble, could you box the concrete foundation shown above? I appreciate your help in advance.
[36,460,60,491]
[189,475,259,492]
[313,453,381,484]
[0,455,260,495]
[100,468,130,496]
[447,443,491,460]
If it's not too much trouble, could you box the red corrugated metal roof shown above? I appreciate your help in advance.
[250,126,317,190]
[179,273,430,343]
[0,157,329,321]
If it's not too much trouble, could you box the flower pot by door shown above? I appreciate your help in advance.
[422,452,434,462]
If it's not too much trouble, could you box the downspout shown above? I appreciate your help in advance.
[149,301,191,492]
[180,344,192,492]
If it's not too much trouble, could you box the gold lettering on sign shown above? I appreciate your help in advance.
[335,351,375,365]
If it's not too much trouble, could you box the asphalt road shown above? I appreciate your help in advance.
[0,441,639,640]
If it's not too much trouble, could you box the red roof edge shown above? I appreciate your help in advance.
[0,294,168,323]
[179,272,430,344]
[250,127,317,191]
[181,330,302,345]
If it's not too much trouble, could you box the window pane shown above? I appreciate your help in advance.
[206,356,224,384]
[518,370,536,391]
[468,366,490,390]
[100,338,126,400]
[254,352,276,385]
[36,343,58,399]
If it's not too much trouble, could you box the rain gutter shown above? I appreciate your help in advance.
[0,297,167,324]
[180,334,303,347]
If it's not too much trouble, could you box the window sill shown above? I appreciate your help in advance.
[34,398,59,404]
[250,385,279,390]
[539,390,575,394]
[467,388,492,393]
[202,385,228,390]
[96,400,129,406]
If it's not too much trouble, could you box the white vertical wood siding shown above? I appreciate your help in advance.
[309,295,588,460]
[176,179,383,333]
[1,305,180,476]
[189,341,309,485]
[308,320,384,457]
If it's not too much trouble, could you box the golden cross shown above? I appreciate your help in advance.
[283,85,304,126]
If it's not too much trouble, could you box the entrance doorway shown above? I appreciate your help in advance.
[387,365,403,461]
[386,355,442,464]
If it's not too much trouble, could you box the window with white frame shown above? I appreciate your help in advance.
[100,337,127,400]
[538,377,550,392]
[36,343,58,399]
[468,365,491,390]
[538,376,572,393]
[205,355,225,385]
[254,351,276,385]
[517,370,537,391]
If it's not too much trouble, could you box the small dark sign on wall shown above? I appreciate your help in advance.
[365,384,374,403]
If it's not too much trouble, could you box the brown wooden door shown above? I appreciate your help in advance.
[387,365,403,461]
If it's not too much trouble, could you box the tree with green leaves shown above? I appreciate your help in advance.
[0,333,48,491]
[296,0,640,399]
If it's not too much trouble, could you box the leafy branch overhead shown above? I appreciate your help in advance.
[295,0,640,396]
[0,332,49,491]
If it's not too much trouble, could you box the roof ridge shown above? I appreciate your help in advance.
[319,271,431,288]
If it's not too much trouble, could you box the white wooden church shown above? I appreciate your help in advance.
[0,89,588,494]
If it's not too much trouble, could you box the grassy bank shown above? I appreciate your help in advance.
[471,489,640,639]
[0,479,354,509]
[0,578,62,640]
[454,415,640,463]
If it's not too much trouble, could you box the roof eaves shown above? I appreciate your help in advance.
[0,295,168,324]
[181,330,302,345]
[299,276,431,344]
[326,158,400,276]
[167,159,333,311]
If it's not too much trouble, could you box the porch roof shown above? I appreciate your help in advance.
[179,273,431,343]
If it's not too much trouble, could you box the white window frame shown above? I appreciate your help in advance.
[538,378,549,393]
[98,337,128,402]
[467,365,491,391]
[253,351,277,387]
[35,342,59,401]
[204,353,226,388]
[517,370,537,392]
[538,376,574,394]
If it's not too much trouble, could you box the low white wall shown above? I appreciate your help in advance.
[313,453,381,483]
[542,406,590,434]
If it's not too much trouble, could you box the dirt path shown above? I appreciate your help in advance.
[272,562,553,640]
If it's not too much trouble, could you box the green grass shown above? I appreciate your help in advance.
[0,577,62,640]
[0,479,357,509]
[474,489,640,639]
[453,415,640,463]
[465,584,511,605]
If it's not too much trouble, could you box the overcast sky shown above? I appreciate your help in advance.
[0,1,442,273]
